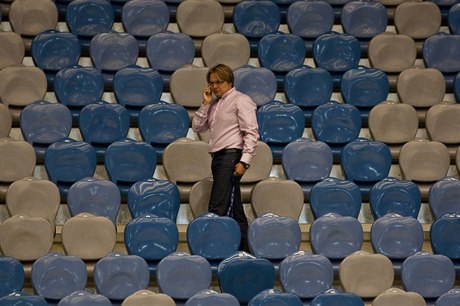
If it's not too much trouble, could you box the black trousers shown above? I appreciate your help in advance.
[208,150,249,252]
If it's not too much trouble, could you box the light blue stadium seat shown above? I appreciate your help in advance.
[258,32,307,88]
[44,138,97,199]
[31,29,81,87]
[435,288,460,306]
[0,292,48,306]
[31,252,87,303]
[248,289,303,306]
[234,65,277,108]
[66,0,114,53]
[54,65,105,124]
[281,138,333,200]
[186,289,239,306]
[371,213,424,273]
[20,100,72,162]
[370,177,422,219]
[232,0,281,55]
[157,252,212,303]
[279,250,334,303]
[257,100,305,162]
[67,177,121,224]
[0,256,24,298]
[430,214,460,272]
[218,252,276,305]
[310,288,364,306]
[310,213,363,270]
[124,214,179,274]
[310,178,362,219]
[311,101,362,161]
[57,291,112,306]
[89,32,139,87]
[429,176,460,220]
[284,66,333,125]
[449,3,460,35]
[139,102,189,160]
[94,252,150,304]
[128,178,180,222]
[186,213,240,272]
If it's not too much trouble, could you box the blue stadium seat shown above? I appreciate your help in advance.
[311,288,364,306]
[313,32,361,86]
[0,256,24,298]
[57,291,112,306]
[257,101,305,162]
[186,289,239,306]
[104,138,157,198]
[128,178,180,222]
[431,0,459,22]
[124,214,179,274]
[44,138,97,199]
[89,32,139,87]
[281,138,333,200]
[249,289,303,306]
[232,0,281,55]
[121,0,169,53]
[311,101,362,161]
[429,177,460,220]
[310,178,362,219]
[54,65,105,123]
[455,72,460,103]
[94,252,150,304]
[436,288,460,306]
[371,213,424,273]
[67,177,121,224]
[0,292,48,306]
[20,100,72,162]
[139,102,189,160]
[31,29,81,87]
[79,102,130,161]
[430,214,460,272]
[233,65,277,108]
[218,252,276,305]
[370,177,422,219]
[31,252,87,303]
[284,66,333,125]
[66,0,114,53]
[113,65,164,124]
[186,213,240,272]
[449,3,460,35]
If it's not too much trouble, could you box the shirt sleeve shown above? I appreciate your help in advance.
[236,96,259,164]
[191,104,210,133]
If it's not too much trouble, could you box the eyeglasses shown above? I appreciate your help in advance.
[209,80,225,86]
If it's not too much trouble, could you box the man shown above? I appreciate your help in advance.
[192,64,259,252]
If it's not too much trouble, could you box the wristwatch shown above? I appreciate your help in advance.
[240,161,250,169]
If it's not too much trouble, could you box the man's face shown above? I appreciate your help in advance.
[208,72,232,98]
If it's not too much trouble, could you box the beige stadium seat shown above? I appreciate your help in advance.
[457,148,460,177]
[0,215,54,261]
[339,251,394,298]
[0,32,25,70]
[61,213,116,260]
[122,289,176,306]
[201,33,250,70]
[189,177,213,219]
[0,103,12,138]
[372,288,427,306]
[250,177,304,221]
[394,2,441,40]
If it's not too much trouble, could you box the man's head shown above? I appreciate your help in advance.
[206,64,234,98]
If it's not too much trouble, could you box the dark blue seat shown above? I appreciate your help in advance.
[124,214,179,274]
[218,252,276,305]
[44,138,97,199]
[371,213,424,273]
[370,177,422,219]
[284,66,333,125]
[89,32,139,87]
[430,214,460,272]
[257,100,305,162]
[281,138,333,200]
[20,100,72,162]
[186,213,240,272]
[113,65,164,124]
[54,65,105,123]
[66,0,114,53]
[78,101,130,161]
[310,178,362,219]
[436,288,460,306]
[311,288,364,306]
[449,3,460,35]
[0,256,24,298]
[313,31,361,87]
[429,176,460,220]
[258,32,307,89]
[233,65,277,108]
[455,72,460,103]
[31,29,81,87]
[57,290,112,306]
[232,0,281,55]
[67,177,121,224]
[31,252,87,303]
[128,178,180,222]
[340,66,389,124]
[248,289,303,306]
[186,289,239,306]
[138,102,189,161]
[104,138,157,198]
[0,292,48,306]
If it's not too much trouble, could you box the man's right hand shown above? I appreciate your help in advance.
[202,85,212,105]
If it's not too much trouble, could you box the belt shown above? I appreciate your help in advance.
[210,148,242,158]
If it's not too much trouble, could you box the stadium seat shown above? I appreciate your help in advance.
[128,178,180,222]
[57,291,112,306]
[248,289,303,306]
[449,3,460,35]
[0,256,24,298]
[426,103,460,156]
[186,289,239,306]
[429,177,460,220]
[0,31,25,70]
[310,288,364,306]
[19,100,72,162]
[394,2,441,40]
[0,292,48,306]
[201,32,250,70]
[122,289,176,306]
[372,288,426,306]
[124,214,179,274]
[457,147,460,177]
[188,178,213,219]
[0,104,12,138]
[369,177,422,219]
[430,214,460,270]
[67,177,121,224]
[435,288,460,306]
[233,65,277,108]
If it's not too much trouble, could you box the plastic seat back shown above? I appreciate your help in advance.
[426,103,460,145]
[186,289,239,306]
[249,289,303,306]
[449,3,460,35]
[0,104,12,138]
[430,214,460,261]
[234,65,277,107]
[368,33,416,73]
[373,288,426,306]
[188,178,213,219]
[0,256,24,298]
[57,291,112,306]
[201,33,250,71]
[341,1,388,40]
[311,288,364,306]
[0,292,47,306]
[394,2,441,39]
[436,288,460,306]
[122,289,176,306]
[429,177,460,220]
[170,65,208,113]
[176,0,224,39]
[0,32,25,70]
